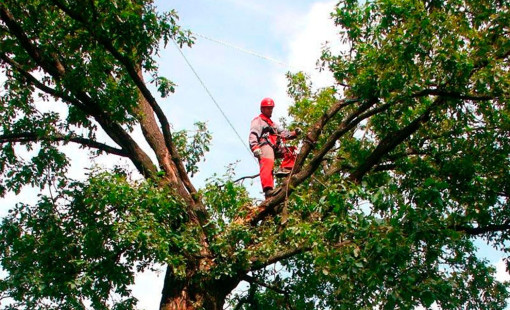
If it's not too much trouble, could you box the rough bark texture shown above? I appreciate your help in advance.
[159,266,239,310]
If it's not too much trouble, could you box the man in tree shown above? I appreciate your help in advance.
[0,0,508,309]
[249,97,301,198]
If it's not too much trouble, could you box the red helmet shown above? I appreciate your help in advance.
[260,97,275,108]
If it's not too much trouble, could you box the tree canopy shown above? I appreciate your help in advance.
[0,0,509,309]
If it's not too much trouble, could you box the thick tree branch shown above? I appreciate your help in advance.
[134,69,187,190]
[0,5,65,77]
[0,132,128,156]
[0,56,156,177]
[0,7,158,179]
[249,99,388,224]
[0,53,90,112]
[295,100,391,180]
[348,99,441,183]
[296,101,372,174]
[293,98,359,170]
[48,0,198,201]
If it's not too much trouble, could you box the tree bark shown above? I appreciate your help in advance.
[159,266,239,310]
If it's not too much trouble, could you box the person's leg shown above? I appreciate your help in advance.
[259,145,275,193]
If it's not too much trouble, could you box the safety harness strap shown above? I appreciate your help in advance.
[257,114,280,149]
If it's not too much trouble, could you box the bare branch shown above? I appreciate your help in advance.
[454,222,510,236]
[412,89,496,101]
[250,245,311,271]
[232,174,260,184]
[0,132,128,156]
[242,275,289,295]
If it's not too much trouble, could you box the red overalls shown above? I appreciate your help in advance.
[249,114,297,192]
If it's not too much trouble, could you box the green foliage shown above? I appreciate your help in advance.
[0,83,71,196]
[231,182,508,309]
[153,76,177,98]
[0,169,191,309]
[0,0,194,195]
[173,122,212,177]
[200,170,257,278]
[1,0,509,309]
[255,0,509,309]
[330,0,509,101]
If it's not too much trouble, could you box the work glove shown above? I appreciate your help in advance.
[253,148,262,158]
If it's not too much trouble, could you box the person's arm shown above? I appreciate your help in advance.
[249,118,262,157]
[279,124,302,140]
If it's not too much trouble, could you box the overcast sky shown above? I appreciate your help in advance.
[0,1,507,309]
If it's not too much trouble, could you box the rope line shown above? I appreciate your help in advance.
[193,32,295,71]
[172,39,255,159]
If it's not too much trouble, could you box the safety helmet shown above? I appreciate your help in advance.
[260,97,275,108]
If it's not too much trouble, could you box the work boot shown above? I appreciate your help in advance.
[264,188,274,199]
[264,187,281,199]
[274,167,292,178]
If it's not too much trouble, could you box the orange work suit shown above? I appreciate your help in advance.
[249,114,297,191]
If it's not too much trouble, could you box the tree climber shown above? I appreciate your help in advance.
[249,97,301,198]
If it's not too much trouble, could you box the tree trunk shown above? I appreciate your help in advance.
[159,265,240,310]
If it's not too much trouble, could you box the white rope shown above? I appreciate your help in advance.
[172,39,255,159]
[193,32,295,71]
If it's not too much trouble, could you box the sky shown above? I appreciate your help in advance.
[0,1,508,309]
